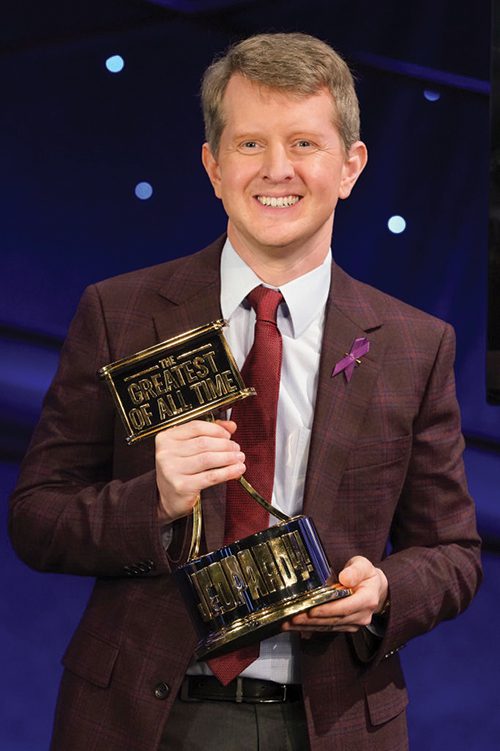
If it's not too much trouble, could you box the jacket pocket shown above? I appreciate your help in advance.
[62,630,119,688]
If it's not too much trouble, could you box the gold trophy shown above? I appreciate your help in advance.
[99,320,351,658]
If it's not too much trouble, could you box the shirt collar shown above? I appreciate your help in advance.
[220,238,331,338]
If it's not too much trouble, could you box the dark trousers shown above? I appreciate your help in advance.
[159,696,310,751]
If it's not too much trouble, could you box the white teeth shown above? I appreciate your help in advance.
[257,195,300,208]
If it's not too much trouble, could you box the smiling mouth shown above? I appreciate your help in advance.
[256,195,302,208]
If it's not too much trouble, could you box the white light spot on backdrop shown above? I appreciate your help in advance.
[423,89,440,102]
[105,55,125,73]
[135,182,153,200]
[388,215,406,234]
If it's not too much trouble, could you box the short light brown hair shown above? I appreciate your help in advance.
[201,32,360,155]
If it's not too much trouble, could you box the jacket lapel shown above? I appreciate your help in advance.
[152,237,227,553]
[303,262,384,542]
[153,237,224,340]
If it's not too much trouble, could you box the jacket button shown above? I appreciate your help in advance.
[154,681,170,700]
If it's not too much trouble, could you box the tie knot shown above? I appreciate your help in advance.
[247,285,283,324]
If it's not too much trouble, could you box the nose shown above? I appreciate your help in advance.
[259,143,295,182]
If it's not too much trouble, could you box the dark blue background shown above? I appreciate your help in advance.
[1,1,498,749]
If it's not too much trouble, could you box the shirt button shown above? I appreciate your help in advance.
[154,681,170,700]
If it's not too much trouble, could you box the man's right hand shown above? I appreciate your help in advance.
[155,419,245,524]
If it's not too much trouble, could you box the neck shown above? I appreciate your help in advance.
[227,227,331,286]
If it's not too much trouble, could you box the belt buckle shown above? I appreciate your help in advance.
[243,679,288,704]
[258,683,287,704]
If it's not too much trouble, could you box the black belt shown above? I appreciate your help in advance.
[180,675,303,704]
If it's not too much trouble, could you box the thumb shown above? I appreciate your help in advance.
[338,556,373,588]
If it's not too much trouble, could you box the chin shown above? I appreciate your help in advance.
[253,233,304,251]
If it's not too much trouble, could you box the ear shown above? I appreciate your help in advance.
[202,142,222,199]
[339,141,368,200]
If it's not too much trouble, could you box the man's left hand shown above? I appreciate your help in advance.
[281,556,388,634]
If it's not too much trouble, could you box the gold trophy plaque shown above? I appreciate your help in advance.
[98,320,255,444]
[99,320,351,658]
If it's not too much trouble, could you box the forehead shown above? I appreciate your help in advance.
[221,75,338,132]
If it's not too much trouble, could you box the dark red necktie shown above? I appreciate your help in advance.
[208,285,283,685]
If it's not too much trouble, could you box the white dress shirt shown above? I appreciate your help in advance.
[188,239,331,684]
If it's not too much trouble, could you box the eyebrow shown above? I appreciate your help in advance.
[229,129,330,142]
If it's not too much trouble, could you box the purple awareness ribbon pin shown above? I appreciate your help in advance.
[331,337,370,382]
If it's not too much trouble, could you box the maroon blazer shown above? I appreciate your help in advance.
[9,237,482,751]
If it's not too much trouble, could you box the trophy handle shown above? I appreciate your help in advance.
[237,476,290,522]
[188,495,203,561]
[186,475,290,563]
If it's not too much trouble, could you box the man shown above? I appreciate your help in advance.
[9,32,481,751]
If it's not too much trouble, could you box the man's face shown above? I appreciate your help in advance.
[202,74,366,265]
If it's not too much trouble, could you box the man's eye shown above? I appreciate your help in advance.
[296,140,313,148]
[236,141,264,155]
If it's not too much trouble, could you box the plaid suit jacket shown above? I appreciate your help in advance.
[9,236,482,751]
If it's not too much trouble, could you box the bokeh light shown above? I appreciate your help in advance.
[423,89,441,102]
[388,215,406,234]
[134,182,153,200]
[105,55,125,73]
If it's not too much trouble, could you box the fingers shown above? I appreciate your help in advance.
[156,420,240,459]
[165,435,241,459]
[282,604,370,633]
[156,422,245,483]
[281,556,389,634]
[282,603,372,633]
[155,419,245,523]
[214,419,237,434]
[157,419,237,444]
[282,622,360,634]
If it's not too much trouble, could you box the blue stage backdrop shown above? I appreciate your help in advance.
[1,1,498,750]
